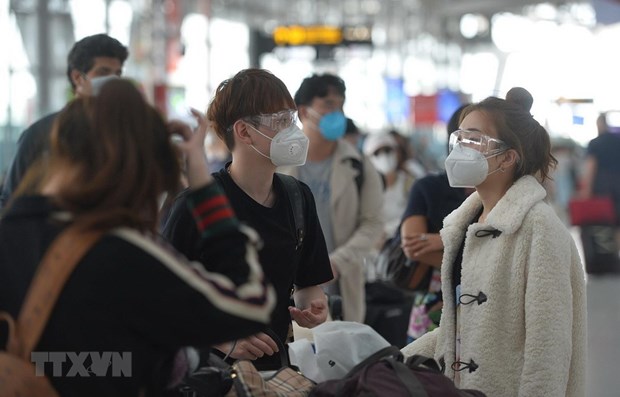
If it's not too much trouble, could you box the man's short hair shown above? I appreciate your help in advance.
[207,68,296,151]
[294,73,346,106]
[66,34,129,90]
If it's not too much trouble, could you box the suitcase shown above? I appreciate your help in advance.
[580,225,620,274]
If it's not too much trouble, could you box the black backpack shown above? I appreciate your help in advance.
[277,173,306,251]
[309,346,486,397]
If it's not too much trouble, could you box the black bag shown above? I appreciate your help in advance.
[580,225,620,274]
[375,236,432,292]
[310,346,486,397]
[364,282,413,348]
[176,353,234,397]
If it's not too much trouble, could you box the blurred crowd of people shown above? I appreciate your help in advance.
[0,32,608,397]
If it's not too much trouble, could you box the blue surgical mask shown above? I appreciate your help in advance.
[308,108,347,141]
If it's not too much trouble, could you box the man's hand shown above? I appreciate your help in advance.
[289,298,328,328]
[213,332,279,361]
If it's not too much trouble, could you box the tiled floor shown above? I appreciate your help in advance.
[585,274,620,396]
[570,227,620,396]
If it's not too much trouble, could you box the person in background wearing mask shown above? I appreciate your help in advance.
[400,104,472,343]
[363,133,415,239]
[389,129,427,179]
[282,73,383,323]
[0,33,128,208]
[161,69,332,371]
[402,88,585,396]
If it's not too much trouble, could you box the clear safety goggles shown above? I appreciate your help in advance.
[245,109,297,133]
[449,129,508,156]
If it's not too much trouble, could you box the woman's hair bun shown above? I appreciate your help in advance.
[506,87,533,112]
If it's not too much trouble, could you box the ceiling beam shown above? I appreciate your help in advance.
[429,0,568,16]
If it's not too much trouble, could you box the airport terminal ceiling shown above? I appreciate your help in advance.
[7,0,596,50]
[205,0,570,22]
[10,0,577,32]
[4,0,619,159]
[204,0,572,33]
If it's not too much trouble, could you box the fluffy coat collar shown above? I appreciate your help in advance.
[443,175,546,235]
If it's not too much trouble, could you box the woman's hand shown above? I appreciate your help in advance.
[401,232,443,259]
[213,332,279,361]
[168,108,213,189]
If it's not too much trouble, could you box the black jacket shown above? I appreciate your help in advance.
[0,183,275,396]
[1,112,58,208]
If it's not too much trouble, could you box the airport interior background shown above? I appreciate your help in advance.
[1,0,620,395]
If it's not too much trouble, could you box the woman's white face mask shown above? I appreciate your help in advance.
[370,152,398,175]
[444,145,505,188]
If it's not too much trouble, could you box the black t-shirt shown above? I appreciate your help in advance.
[0,112,58,208]
[587,132,620,173]
[586,133,620,221]
[399,172,468,304]
[161,169,332,370]
[402,173,467,234]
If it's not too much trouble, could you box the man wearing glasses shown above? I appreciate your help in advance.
[161,68,333,371]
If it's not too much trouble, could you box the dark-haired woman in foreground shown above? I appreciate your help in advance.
[0,79,275,396]
[402,87,586,396]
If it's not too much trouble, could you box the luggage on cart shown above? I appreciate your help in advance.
[569,196,620,274]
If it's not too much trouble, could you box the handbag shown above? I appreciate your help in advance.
[375,236,432,292]
[227,328,315,396]
[176,329,315,397]
[568,196,617,226]
[227,360,315,397]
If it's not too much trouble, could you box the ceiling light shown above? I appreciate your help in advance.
[460,13,489,39]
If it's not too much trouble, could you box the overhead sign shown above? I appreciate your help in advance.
[273,25,372,47]
[273,25,342,46]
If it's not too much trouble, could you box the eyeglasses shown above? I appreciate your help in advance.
[449,129,508,156]
[245,109,297,133]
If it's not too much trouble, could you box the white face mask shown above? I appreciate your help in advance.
[247,123,309,167]
[371,153,398,175]
[89,75,119,96]
[444,145,503,188]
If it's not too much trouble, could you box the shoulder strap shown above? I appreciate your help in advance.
[16,224,104,359]
[213,168,226,184]
[345,345,402,378]
[264,327,291,368]
[384,357,428,396]
[276,173,305,251]
[347,157,364,195]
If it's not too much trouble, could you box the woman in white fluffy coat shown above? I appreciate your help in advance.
[401,88,586,397]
